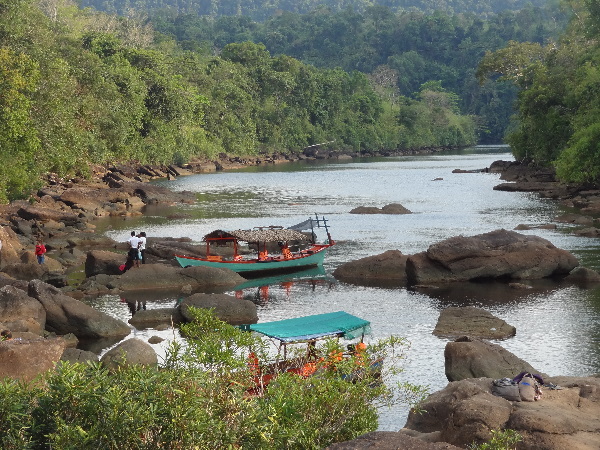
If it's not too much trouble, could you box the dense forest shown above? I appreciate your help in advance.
[0,0,476,203]
[477,0,600,183]
[79,0,552,20]
[151,5,568,143]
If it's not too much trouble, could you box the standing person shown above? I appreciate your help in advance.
[35,238,47,264]
[138,232,147,264]
[127,231,141,268]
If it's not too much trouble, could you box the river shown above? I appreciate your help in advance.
[93,145,600,430]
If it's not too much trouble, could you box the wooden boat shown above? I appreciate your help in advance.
[240,311,382,395]
[175,215,335,276]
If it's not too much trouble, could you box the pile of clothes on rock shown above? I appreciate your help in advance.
[491,372,562,402]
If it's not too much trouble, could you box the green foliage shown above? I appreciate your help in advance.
[468,429,523,450]
[0,1,481,201]
[477,0,600,181]
[152,4,567,144]
[79,0,554,20]
[0,308,427,448]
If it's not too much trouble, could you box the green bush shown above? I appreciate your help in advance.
[0,308,426,449]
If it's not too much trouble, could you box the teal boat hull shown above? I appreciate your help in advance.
[175,245,331,276]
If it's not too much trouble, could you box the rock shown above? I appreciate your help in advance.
[85,250,125,277]
[28,280,131,339]
[0,226,24,267]
[117,181,196,205]
[100,338,158,371]
[0,337,67,382]
[16,204,80,226]
[350,203,412,214]
[327,431,462,449]
[128,308,184,329]
[60,347,99,364]
[148,336,164,344]
[406,229,579,284]
[403,378,517,447]
[514,223,557,230]
[59,186,136,215]
[574,227,600,237]
[179,293,258,325]
[107,263,245,292]
[564,266,600,284]
[2,262,49,281]
[333,250,408,286]
[433,307,516,340]
[0,285,46,334]
[381,203,412,214]
[444,336,543,382]
[403,376,600,449]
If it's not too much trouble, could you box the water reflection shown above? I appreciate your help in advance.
[412,279,563,308]
[229,265,336,306]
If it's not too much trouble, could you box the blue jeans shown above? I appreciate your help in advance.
[37,254,45,264]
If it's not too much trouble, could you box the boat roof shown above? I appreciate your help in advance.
[244,311,371,343]
[203,228,310,243]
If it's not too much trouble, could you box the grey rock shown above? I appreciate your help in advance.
[179,293,258,325]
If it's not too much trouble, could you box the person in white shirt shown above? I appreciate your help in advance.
[138,232,147,264]
[127,231,141,268]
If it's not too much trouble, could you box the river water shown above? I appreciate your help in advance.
[94,146,600,430]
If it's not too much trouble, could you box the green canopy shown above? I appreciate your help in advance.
[244,311,371,343]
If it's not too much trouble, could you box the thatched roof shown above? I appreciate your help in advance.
[203,228,310,243]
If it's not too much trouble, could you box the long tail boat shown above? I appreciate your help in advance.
[175,215,334,276]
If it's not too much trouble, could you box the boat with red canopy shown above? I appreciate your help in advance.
[175,215,334,276]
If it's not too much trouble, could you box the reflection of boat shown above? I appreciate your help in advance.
[175,216,334,276]
[230,265,331,291]
[240,311,382,395]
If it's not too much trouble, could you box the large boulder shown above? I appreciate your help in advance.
[0,285,46,334]
[179,293,258,325]
[433,307,516,340]
[0,226,24,267]
[0,337,67,382]
[16,204,80,226]
[100,338,158,371]
[444,336,543,382]
[60,348,99,364]
[403,376,600,449]
[333,250,408,286]
[406,229,579,284]
[59,186,136,215]
[108,264,245,292]
[28,280,131,339]
[85,250,125,277]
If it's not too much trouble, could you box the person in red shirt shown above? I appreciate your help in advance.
[35,239,47,264]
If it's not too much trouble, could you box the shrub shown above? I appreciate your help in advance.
[0,308,426,448]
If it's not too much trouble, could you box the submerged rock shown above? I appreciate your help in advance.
[433,306,516,340]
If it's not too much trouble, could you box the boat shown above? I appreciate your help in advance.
[175,215,335,276]
[239,311,382,395]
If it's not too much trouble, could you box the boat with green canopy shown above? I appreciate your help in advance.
[175,215,334,276]
[242,311,371,345]
[240,311,381,394]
